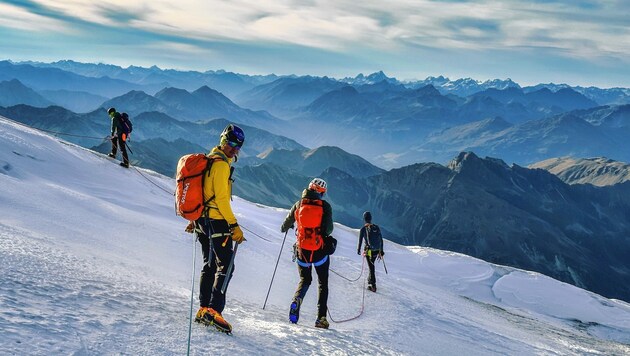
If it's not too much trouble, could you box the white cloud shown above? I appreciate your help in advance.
[29,0,146,24]
[0,3,70,33]
[22,0,630,61]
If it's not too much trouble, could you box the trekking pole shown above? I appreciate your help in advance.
[381,254,388,275]
[262,231,288,310]
[186,232,198,356]
[220,243,239,294]
[125,141,133,154]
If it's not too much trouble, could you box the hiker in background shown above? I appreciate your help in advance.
[357,211,384,292]
[190,123,245,333]
[281,178,334,329]
[107,107,130,168]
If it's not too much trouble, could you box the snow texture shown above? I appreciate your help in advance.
[1,116,629,355]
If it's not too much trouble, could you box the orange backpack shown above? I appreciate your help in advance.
[175,153,221,221]
[294,198,324,251]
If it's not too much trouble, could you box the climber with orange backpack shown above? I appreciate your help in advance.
[175,123,246,334]
[281,178,334,329]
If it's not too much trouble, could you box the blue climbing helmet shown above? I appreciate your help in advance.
[220,124,245,147]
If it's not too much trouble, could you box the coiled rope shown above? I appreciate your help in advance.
[327,257,367,323]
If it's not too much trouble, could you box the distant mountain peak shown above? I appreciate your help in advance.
[482,78,521,89]
[426,75,449,82]
[344,71,396,85]
[414,84,441,96]
[303,145,346,159]
[3,78,25,86]
[448,151,481,172]
[448,151,509,174]
[366,71,389,81]
[0,79,52,107]
[120,90,151,98]
[156,87,189,95]
[193,85,221,95]
[530,156,630,186]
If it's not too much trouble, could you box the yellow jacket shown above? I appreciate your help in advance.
[203,146,237,225]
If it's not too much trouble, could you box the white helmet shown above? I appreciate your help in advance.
[309,178,327,194]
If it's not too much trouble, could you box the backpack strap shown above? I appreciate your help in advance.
[364,223,371,249]
[200,152,230,217]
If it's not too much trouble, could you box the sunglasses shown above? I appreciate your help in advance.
[226,141,242,150]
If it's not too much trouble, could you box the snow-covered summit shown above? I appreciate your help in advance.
[1,116,629,355]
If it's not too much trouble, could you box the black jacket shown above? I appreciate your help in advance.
[357,223,383,253]
[281,189,333,237]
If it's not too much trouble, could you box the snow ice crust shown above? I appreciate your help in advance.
[1,116,629,355]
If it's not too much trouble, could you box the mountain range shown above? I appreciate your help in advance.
[2,60,630,169]
[3,116,629,354]
[227,149,630,301]
[414,106,630,165]
[0,60,148,98]
[0,105,304,171]
[2,59,630,302]
[22,59,279,98]
[313,151,630,301]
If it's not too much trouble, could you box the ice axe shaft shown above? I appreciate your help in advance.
[221,243,238,294]
[382,255,388,274]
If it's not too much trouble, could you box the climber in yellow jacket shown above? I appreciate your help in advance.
[192,123,245,333]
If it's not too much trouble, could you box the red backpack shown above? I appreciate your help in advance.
[175,153,222,221]
[294,198,324,251]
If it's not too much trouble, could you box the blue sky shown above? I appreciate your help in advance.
[1,0,628,88]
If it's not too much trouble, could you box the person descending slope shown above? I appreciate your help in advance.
[281,178,334,329]
[183,124,246,334]
[106,107,130,168]
[357,211,384,292]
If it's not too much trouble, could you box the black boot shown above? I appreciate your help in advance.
[315,316,329,329]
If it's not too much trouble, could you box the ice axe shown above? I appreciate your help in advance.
[220,242,239,294]
[381,254,388,274]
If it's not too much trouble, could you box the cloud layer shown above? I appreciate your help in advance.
[1,0,629,86]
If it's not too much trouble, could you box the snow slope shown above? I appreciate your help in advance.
[1,116,629,355]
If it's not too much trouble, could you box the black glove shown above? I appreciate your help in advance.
[185,221,195,234]
[357,250,361,255]
[281,224,294,233]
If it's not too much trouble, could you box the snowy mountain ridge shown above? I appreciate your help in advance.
[530,156,630,186]
[1,116,629,355]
